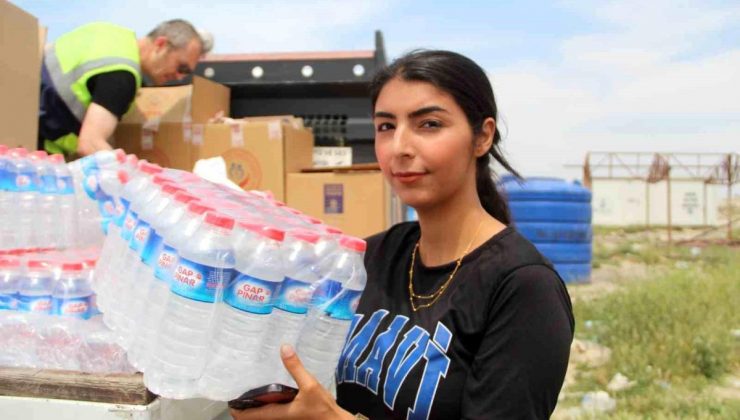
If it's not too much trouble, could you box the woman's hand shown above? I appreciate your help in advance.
[229,344,354,420]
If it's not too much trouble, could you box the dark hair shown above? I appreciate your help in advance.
[370,50,521,224]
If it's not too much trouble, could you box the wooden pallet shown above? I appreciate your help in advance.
[0,367,155,405]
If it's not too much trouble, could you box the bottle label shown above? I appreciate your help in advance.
[311,278,342,309]
[89,294,102,317]
[0,293,18,310]
[113,197,130,228]
[16,294,52,313]
[170,258,230,303]
[57,175,75,195]
[15,171,37,193]
[129,220,151,253]
[82,172,100,200]
[142,230,163,268]
[98,197,117,220]
[40,174,57,194]
[273,277,313,314]
[154,243,177,282]
[80,157,99,175]
[325,289,362,321]
[52,296,91,319]
[224,272,279,314]
[121,210,138,241]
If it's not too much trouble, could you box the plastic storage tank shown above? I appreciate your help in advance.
[501,176,592,283]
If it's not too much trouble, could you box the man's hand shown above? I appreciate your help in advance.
[229,345,354,420]
[77,102,117,156]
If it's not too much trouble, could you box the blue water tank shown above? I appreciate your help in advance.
[501,177,592,283]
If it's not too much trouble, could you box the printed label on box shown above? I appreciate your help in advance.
[324,184,344,214]
[230,123,244,147]
[192,124,204,145]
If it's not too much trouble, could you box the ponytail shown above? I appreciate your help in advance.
[475,128,520,225]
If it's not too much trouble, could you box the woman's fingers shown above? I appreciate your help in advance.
[280,344,318,390]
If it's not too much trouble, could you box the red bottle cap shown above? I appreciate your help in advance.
[204,212,235,230]
[62,262,85,271]
[339,235,367,252]
[289,228,320,244]
[261,226,285,242]
[187,202,214,215]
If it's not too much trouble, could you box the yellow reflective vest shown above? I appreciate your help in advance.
[43,22,142,156]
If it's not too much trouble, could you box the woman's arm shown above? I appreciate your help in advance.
[461,265,574,419]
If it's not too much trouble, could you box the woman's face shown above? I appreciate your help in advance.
[374,77,482,211]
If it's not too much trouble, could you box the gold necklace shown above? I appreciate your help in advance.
[408,220,484,312]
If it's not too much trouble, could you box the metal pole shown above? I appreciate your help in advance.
[646,181,650,228]
[703,181,708,226]
[729,175,733,242]
[667,167,673,249]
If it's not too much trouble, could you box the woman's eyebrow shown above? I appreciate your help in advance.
[409,105,448,118]
[374,106,449,120]
[374,111,395,119]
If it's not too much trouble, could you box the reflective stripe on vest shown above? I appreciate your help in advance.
[44,44,140,122]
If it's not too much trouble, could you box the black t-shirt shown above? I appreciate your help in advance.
[335,222,574,420]
[87,70,137,118]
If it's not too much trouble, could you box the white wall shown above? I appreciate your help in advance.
[592,178,721,226]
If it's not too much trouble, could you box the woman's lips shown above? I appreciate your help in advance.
[393,172,426,184]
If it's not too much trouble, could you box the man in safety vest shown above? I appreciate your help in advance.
[38,19,212,158]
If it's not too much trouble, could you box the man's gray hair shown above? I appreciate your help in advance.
[148,19,213,54]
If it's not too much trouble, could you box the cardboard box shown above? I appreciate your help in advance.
[114,76,229,170]
[286,169,390,238]
[195,119,314,201]
[313,147,353,168]
[0,2,42,149]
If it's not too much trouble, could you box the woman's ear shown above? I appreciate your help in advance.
[475,118,495,158]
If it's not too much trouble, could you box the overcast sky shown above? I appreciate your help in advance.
[13,0,740,181]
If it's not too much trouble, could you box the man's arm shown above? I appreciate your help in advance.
[77,71,137,156]
[76,102,117,156]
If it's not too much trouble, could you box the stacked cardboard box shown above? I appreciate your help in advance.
[114,76,230,170]
[0,2,44,149]
[194,116,313,202]
[287,167,391,238]
[115,76,391,237]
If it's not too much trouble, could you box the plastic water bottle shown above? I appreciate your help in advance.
[0,258,21,311]
[68,150,125,247]
[296,236,367,388]
[17,260,55,315]
[0,146,11,252]
[51,262,93,320]
[260,228,321,387]
[8,148,41,251]
[198,224,285,400]
[126,200,213,372]
[116,183,186,346]
[30,151,58,250]
[49,154,78,249]
[145,212,236,399]
[103,174,173,332]
[92,170,128,290]
[94,162,162,307]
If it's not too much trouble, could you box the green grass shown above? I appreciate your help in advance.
[571,246,740,418]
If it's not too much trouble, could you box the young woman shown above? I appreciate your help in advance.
[231,50,574,420]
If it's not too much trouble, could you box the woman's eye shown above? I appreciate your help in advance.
[376,122,394,132]
[421,120,442,129]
